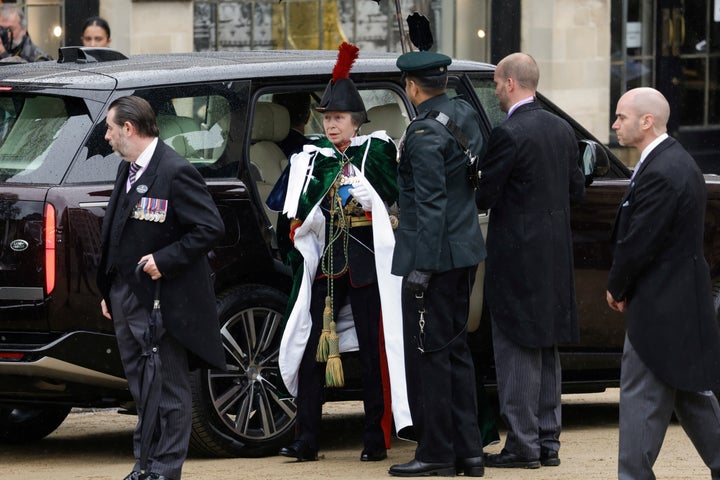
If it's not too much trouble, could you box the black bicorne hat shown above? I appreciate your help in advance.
[316,42,367,123]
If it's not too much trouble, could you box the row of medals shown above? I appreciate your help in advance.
[131,198,167,223]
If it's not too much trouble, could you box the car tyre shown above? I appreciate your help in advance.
[0,406,71,443]
[189,284,295,457]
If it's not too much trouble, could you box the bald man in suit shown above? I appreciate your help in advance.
[607,87,720,480]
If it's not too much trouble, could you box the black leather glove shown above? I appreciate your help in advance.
[405,270,432,294]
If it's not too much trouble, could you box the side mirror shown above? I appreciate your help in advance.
[578,140,610,185]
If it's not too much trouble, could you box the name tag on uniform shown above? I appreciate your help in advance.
[131,197,168,223]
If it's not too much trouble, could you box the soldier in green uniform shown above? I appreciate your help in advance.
[389,51,488,478]
[276,43,411,463]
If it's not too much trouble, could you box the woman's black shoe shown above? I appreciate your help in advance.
[278,440,318,461]
[361,448,388,461]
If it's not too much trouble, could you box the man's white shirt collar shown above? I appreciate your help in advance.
[631,133,668,180]
[506,96,535,119]
[639,133,669,164]
[126,137,158,192]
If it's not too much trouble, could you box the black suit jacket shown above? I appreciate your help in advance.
[97,141,226,370]
[476,101,585,348]
[608,137,720,391]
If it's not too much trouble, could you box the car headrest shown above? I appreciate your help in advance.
[251,102,290,142]
[157,115,200,140]
[366,103,408,139]
[156,115,202,157]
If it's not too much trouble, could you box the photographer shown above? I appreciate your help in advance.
[0,5,51,63]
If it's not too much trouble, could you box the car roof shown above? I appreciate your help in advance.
[0,49,495,91]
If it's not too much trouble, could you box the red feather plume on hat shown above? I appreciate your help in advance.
[331,42,359,84]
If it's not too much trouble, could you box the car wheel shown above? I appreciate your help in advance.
[189,284,295,457]
[0,406,71,443]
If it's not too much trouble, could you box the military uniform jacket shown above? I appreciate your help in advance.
[475,101,585,348]
[391,94,486,276]
[97,141,226,370]
[608,137,720,391]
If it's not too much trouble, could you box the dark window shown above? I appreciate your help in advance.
[0,94,93,184]
[67,82,251,183]
[467,75,505,129]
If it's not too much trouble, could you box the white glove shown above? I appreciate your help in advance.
[349,182,373,211]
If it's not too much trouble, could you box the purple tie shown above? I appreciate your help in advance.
[128,162,140,185]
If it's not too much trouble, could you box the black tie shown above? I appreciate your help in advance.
[128,162,140,185]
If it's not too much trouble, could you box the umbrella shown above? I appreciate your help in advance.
[134,263,166,471]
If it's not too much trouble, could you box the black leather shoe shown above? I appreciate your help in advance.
[361,448,387,461]
[145,474,174,480]
[278,440,318,461]
[389,458,455,477]
[455,456,485,476]
[540,447,560,466]
[122,472,145,480]
[484,449,540,469]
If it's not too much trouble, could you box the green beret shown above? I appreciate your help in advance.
[396,51,451,76]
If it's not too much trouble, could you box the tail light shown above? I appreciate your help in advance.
[45,203,56,294]
[0,353,24,360]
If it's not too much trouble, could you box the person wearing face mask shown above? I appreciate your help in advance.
[81,16,111,47]
[0,5,51,63]
[276,42,411,464]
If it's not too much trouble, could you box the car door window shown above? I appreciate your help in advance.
[68,83,251,184]
[0,94,93,184]
[467,76,505,128]
[142,84,249,179]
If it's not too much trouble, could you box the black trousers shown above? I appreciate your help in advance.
[402,266,484,463]
[294,273,385,452]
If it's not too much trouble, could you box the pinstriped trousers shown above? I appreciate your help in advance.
[110,277,191,480]
[491,320,561,459]
[619,335,720,480]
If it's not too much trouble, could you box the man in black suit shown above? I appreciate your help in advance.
[606,87,720,480]
[389,50,487,478]
[475,52,585,469]
[97,96,225,480]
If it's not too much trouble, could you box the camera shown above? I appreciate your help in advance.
[0,26,14,53]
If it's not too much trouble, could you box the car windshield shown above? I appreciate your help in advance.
[0,94,92,184]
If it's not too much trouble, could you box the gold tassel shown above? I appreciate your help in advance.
[325,318,344,387]
[316,296,332,362]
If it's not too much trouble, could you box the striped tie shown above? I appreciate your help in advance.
[128,162,140,185]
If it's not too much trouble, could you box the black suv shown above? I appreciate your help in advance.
[1,47,718,457]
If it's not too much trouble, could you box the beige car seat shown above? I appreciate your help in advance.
[249,102,291,225]
[156,115,202,158]
[365,103,409,141]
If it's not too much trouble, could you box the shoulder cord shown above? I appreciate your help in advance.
[316,158,352,386]
[321,179,350,280]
